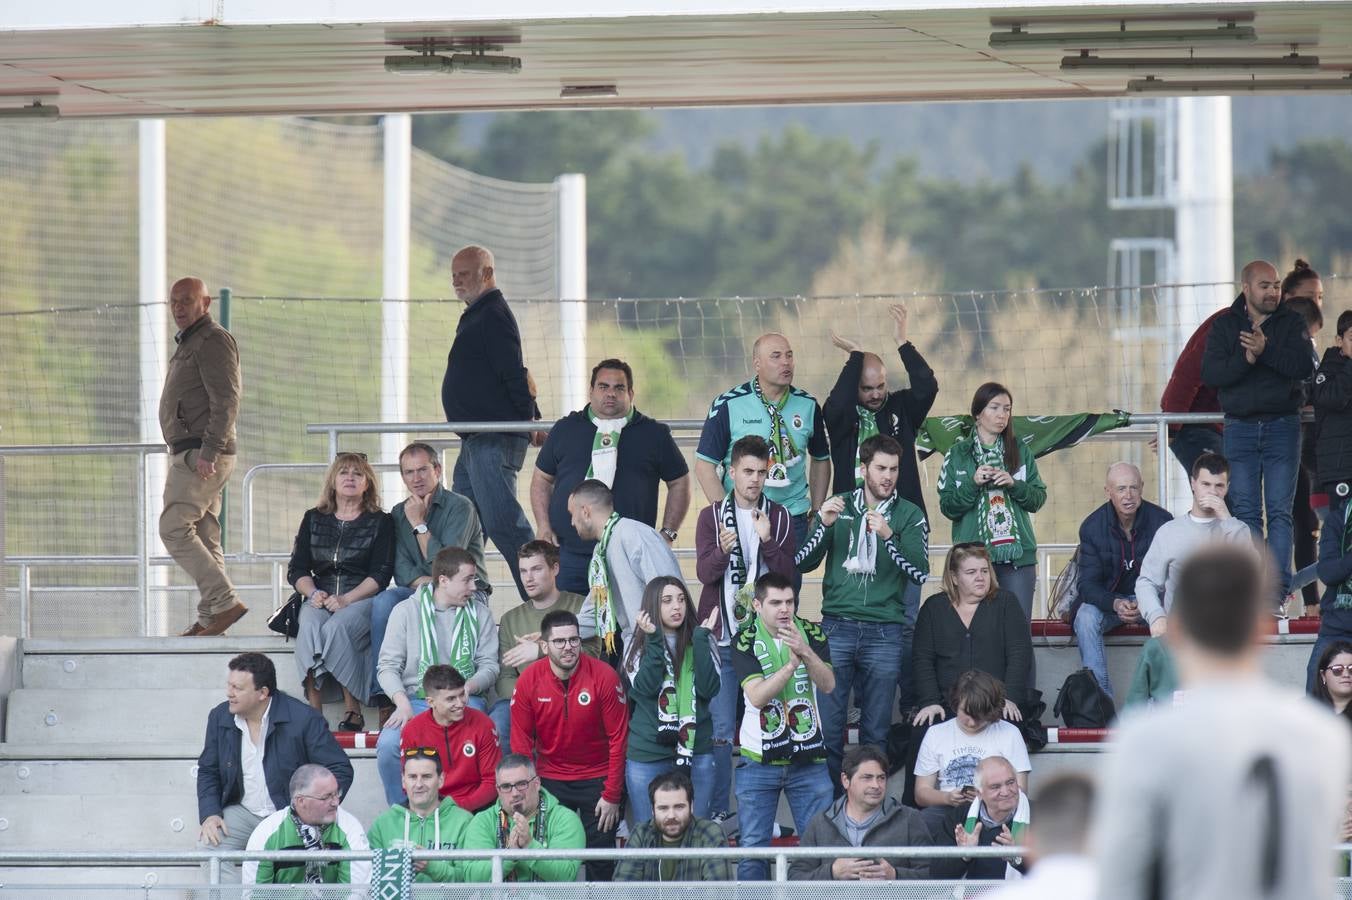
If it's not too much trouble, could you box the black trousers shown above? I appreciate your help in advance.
[541,775,616,882]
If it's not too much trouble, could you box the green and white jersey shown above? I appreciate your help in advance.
[243,805,370,890]
[367,799,473,883]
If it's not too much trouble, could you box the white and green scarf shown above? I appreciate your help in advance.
[587,511,622,654]
[586,408,635,488]
[753,378,801,488]
[414,583,480,698]
[720,494,765,638]
[854,405,880,487]
[842,488,895,580]
[973,435,1021,564]
[964,790,1030,876]
[750,615,823,765]
[631,635,699,765]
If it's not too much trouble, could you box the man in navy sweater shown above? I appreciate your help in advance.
[1072,463,1172,698]
[441,245,539,599]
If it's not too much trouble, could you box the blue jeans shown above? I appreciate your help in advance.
[376,696,487,804]
[895,579,923,714]
[994,562,1037,687]
[625,754,715,826]
[1169,424,1224,481]
[368,586,414,698]
[818,616,902,791]
[709,642,738,815]
[1073,601,1125,699]
[452,433,535,600]
[488,698,511,745]
[1225,414,1301,598]
[734,758,832,880]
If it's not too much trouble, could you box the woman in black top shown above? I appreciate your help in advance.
[1313,640,1352,725]
[911,542,1032,727]
[288,452,395,731]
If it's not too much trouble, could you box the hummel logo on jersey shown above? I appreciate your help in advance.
[536,697,551,702]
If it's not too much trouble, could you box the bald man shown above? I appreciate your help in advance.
[823,303,938,711]
[1202,259,1317,609]
[1072,463,1172,698]
[695,332,831,592]
[441,245,539,600]
[161,277,246,636]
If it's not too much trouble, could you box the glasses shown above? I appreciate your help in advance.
[402,746,438,759]
[299,792,340,805]
[1326,665,1352,677]
[548,637,582,648]
[497,775,539,793]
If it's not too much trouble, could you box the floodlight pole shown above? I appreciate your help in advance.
[380,113,412,492]
[138,119,169,636]
[556,174,587,414]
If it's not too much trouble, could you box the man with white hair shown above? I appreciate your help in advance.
[1072,462,1172,698]
[441,244,539,599]
[243,763,370,889]
[929,755,1031,881]
[981,773,1097,900]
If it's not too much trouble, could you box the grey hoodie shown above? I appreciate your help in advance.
[789,796,932,880]
[577,516,682,648]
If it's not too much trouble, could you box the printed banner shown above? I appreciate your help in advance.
[916,410,1133,460]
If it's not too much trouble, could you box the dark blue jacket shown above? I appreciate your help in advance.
[440,288,538,436]
[1076,500,1173,613]
[1317,499,1352,634]
[1201,294,1316,418]
[196,690,354,823]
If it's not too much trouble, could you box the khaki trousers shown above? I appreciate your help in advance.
[160,448,237,625]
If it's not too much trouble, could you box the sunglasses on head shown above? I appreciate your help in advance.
[402,746,438,759]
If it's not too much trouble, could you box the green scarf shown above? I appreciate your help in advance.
[752,377,801,488]
[414,583,480,698]
[370,847,413,897]
[657,641,699,764]
[1335,501,1352,610]
[750,615,823,765]
[854,405,880,488]
[972,434,1021,564]
[916,410,1131,461]
[587,512,622,654]
[585,408,635,487]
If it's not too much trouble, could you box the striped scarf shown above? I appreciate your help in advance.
[414,583,480,698]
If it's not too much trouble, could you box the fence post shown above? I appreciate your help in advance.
[136,450,149,636]
[218,287,231,554]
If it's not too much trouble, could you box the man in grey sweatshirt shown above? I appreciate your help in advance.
[1135,452,1254,637]
[568,479,682,658]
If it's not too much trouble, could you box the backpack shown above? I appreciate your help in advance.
[1053,668,1115,728]
[1048,548,1081,624]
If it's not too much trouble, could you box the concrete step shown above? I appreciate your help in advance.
[0,755,386,852]
[0,866,204,900]
[19,637,304,692]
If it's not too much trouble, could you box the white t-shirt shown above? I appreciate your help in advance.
[913,718,1031,790]
[1094,676,1351,900]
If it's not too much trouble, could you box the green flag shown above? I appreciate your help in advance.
[916,410,1133,461]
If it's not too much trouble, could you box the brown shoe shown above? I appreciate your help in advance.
[180,621,207,637]
[197,602,249,636]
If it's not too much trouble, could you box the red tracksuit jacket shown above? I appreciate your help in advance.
[399,707,501,812]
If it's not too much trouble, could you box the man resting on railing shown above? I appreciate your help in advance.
[243,764,370,895]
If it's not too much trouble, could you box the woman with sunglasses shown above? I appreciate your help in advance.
[289,451,395,731]
[622,576,722,825]
[938,383,1046,628]
[1314,641,1352,723]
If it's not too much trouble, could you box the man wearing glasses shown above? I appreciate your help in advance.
[462,754,586,882]
[510,610,628,881]
[368,746,474,883]
[243,764,370,890]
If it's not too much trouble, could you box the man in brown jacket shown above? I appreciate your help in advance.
[160,276,246,636]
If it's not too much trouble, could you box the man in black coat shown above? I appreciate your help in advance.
[196,653,353,882]
[1202,259,1317,607]
[441,245,539,599]
[823,301,938,713]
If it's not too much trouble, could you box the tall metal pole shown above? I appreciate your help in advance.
[555,174,588,415]
[1169,96,1234,510]
[138,119,169,636]
[380,114,412,491]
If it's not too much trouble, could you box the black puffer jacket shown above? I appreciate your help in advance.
[1201,294,1315,418]
[1313,347,1352,490]
[287,508,395,596]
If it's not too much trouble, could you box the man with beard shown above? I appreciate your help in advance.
[510,610,628,881]
[462,754,586,882]
[790,745,932,881]
[796,434,929,790]
[367,747,474,883]
[613,770,730,881]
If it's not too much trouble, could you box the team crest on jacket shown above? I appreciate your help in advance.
[463,742,476,757]
[578,690,592,706]
[792,413,803,430]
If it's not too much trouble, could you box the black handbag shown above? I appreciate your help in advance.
[267,591,303,639]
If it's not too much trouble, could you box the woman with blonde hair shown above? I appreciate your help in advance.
[288,452,395,731]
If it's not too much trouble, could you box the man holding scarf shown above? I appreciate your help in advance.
[569,479,681,661]
[376,547,500,804]
[824,304,938,713]
[696,332,832,594]
[532,358,691,592]
[696,435,797,820]
[796,434,929,791]
[733,572,836,881]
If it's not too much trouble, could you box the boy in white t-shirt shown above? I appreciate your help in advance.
[914,670,1029,802]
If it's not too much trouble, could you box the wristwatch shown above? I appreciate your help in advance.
[413,523,429,535]
[660,528,678,542]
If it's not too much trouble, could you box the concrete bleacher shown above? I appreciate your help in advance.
[0,620,1320,893]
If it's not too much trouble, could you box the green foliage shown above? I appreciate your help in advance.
[1235,139,1352,268]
